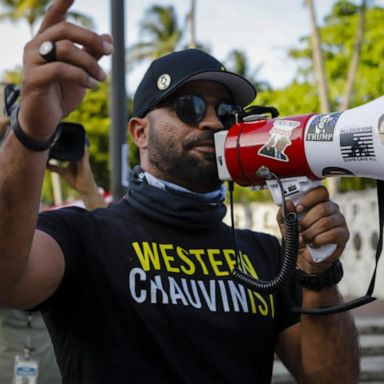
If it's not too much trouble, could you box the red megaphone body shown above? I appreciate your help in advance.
[215,96,384,262]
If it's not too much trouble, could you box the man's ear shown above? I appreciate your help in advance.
[128,116,149,149]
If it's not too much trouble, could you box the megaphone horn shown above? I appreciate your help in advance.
[215,95,384,187]
[215,97,384,313]
[215,96,384,264]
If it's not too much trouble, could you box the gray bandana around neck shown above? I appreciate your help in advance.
[126,166,227,229]
[143,171,227,204]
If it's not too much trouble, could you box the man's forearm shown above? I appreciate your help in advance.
[299,287,360,383]
[0,132,48,296]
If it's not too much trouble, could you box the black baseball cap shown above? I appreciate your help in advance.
[133,49,257,118]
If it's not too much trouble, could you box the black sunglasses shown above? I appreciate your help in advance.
[167,94,242,129]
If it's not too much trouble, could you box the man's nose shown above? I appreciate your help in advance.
[198,105,223,131]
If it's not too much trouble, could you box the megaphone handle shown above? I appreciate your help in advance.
[297,231,337,263]
[266,177,337,263]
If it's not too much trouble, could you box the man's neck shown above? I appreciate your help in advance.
[143,171,226,202]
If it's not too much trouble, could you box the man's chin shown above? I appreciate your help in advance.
[193,155,219,175]
[185,164,221,191]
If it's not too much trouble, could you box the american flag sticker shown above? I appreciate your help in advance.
[340,127,375,161]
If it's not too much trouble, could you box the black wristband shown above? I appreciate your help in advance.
[296,260,344,291]
[11,105,61,151]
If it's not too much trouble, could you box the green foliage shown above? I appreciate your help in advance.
[257,81,320,116]
[63,82,139,195]
[65,81,111,191]
[1,68,22,83]
[337,177,376,192]
[231,185,273,203]
[354,6,384,102]
[66,83,139,192]
[127,97,140,169]
[40,169,53,207]
[288,1,384,109]
[325,0,359,21]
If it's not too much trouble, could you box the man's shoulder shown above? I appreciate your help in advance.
[39,198,129,219]
[39,199,144,240]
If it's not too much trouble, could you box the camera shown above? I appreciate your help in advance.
[49,122,87,161]
[2,83,87,161]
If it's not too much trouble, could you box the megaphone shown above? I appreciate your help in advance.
[216,96,384,186]
[215,97,384,313]
[215,96,384,262]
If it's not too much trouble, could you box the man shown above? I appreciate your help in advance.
[0,1,358,383]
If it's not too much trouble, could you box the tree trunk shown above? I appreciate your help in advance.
[339,0,367,111]
[306,0,339,196]
[306,0,330,114]
[187,0,196,48]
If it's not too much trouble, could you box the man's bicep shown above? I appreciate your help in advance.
[275,322,303,381]
[4,229,65,309]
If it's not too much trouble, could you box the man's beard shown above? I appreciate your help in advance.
[147,126,222,192]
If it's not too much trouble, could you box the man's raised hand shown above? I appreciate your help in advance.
[18,0,113,142]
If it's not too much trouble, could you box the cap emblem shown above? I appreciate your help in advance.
[157,74,171,90]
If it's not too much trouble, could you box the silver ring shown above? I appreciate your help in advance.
[38,41,57,62]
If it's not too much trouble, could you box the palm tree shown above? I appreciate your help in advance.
[128,5,182,67]
[0,0,94,36]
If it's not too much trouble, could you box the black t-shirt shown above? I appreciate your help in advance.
[37,199,300,384]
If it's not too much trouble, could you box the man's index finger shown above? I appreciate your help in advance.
[37,0,75,34]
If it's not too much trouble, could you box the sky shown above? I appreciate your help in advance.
[1,0,383,94]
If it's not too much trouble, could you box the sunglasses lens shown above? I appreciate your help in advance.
[216,103,242,129]
[174,95,206,126]
[173,95,242,128]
